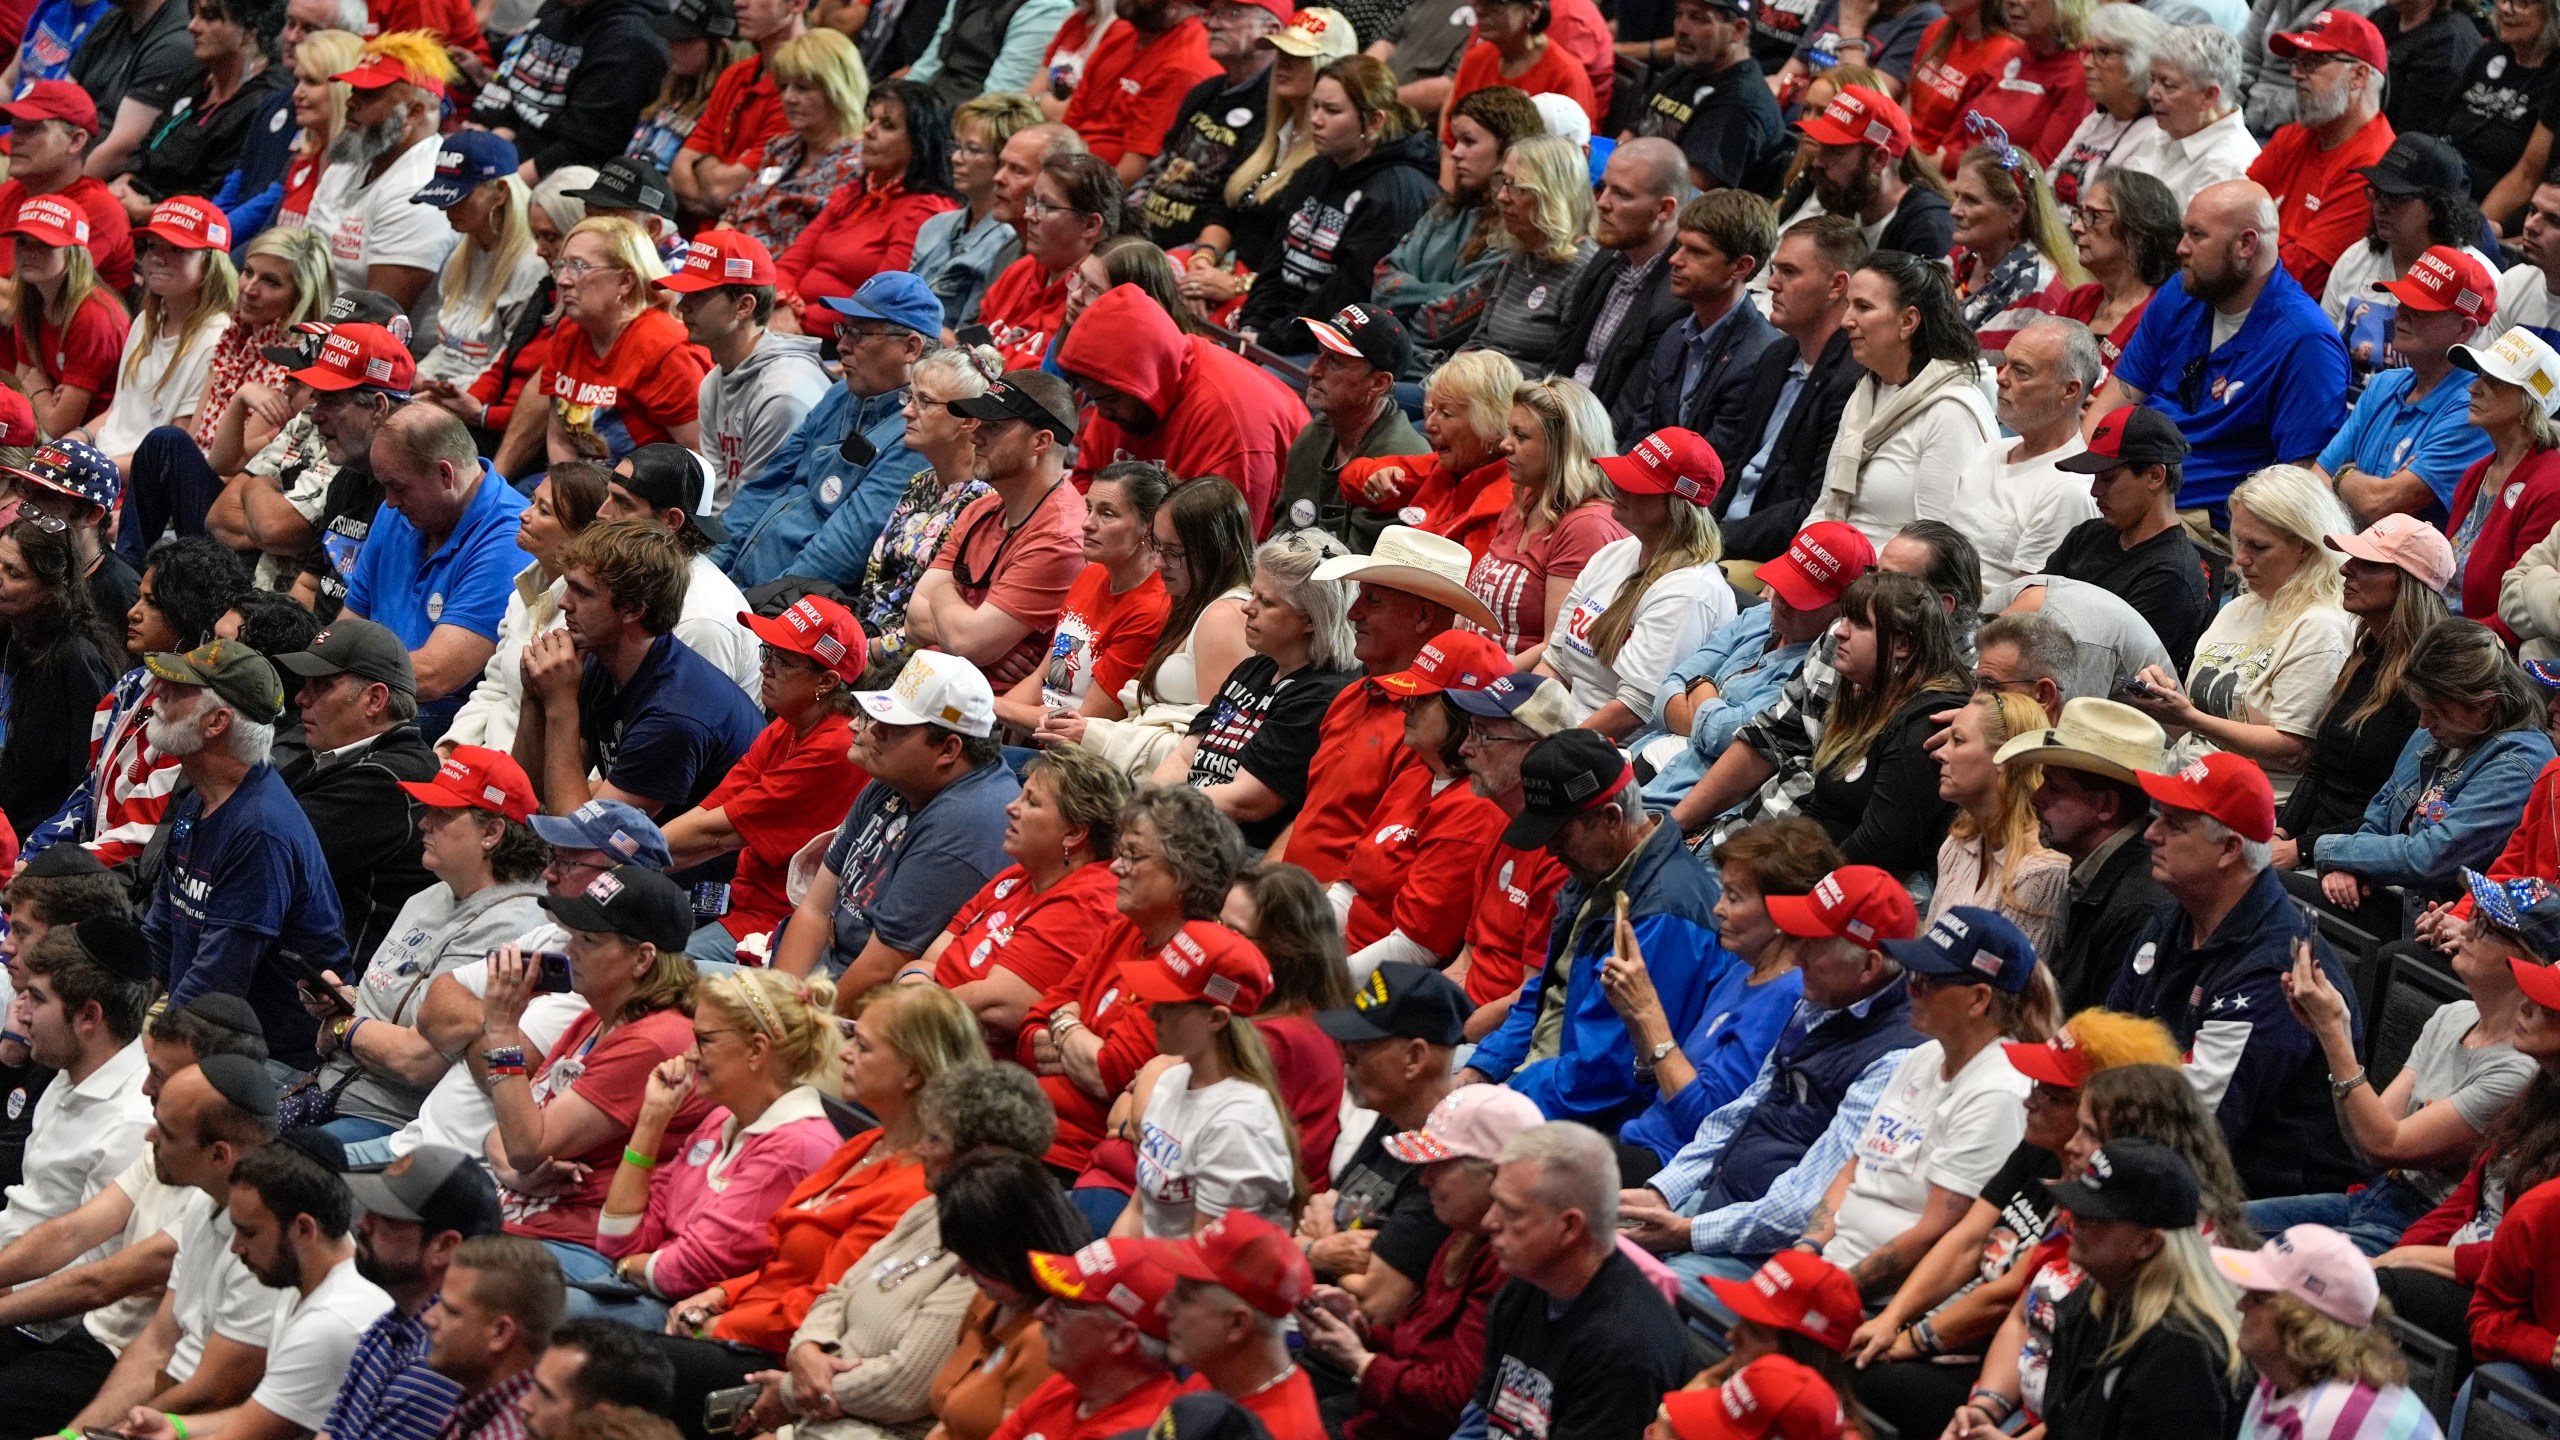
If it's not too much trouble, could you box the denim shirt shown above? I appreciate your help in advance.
[910,207,1018,328]
[2314,724,2558,893]
[1639,606,1814,806]
[715,383,926,590]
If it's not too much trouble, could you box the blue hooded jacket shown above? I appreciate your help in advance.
[715,382,926,590]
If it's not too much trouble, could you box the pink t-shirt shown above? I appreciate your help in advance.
[930,483,1092,688]
[499,1008,717,1245]
[1465,500,1627,652]
[593,1091,845,1299]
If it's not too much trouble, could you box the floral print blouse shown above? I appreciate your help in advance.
[855,465,990,662]
[722,131,864,262]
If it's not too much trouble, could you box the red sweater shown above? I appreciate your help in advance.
[2471,1175,2560,1369]
[2447,759,2560,925]
[1019,919,1162,1172]
[778,179,959,319]
[2449,448,2560,647]
[1346,1236,1506,1440]
[2399,1146,2501,1285]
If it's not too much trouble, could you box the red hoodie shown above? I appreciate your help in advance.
[1056,285,1309,534]
[2470,1175,2560,1369]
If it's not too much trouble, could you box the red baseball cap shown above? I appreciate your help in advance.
[335,52,448,96]
[0,80,98,132]
[1764,866,1918,946]
[1662,1356,1850,1440]
[139,196,230,252]
[738,595,867,683]
[2137,751,2277,843]
[2005,1026,2098,1088]
[1796,85,1912,157]
[397,744,538,823]
[1028,1239,1179,1339]
[1759,521,1873,613]
[1705,1252,1863,1354]
[658,228,778,293]
[1120,921,1273,1014]
[1150,1210,1315,1318]
[0,387,38,448]
[2376,245,2495,326]
[1377,629,1511,697]
[1599,427,1725,507]
[7,195,87,248]
[2270,8,2387,72]
[2510,955,2560,1010]
[291,323,417,393]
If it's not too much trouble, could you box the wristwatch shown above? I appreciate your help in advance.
[1649,1039,1680,1065]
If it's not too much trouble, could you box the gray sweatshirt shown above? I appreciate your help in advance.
[698,332,833,516]
[321,878,551,1127]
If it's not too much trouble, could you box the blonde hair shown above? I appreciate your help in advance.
[291,29,365,158]
[1590,485,1721,666]
[649,36,743,125]
[1947,691,2068,924]
[855,982,990,1085]
[1510,376,1615,531]
[440,175,536,334]
[772,28,871,140]
[954,91,1042,152]
[2260,1291,2410,1390]
[1424,350,1523,459]
[2093,1225,2245,1381]
[561,215,670,318]
[1500,135,1595,264]
[621,937,697,1021]
[1225,62,1321,209]
[243,226,333,330]
[1219,1009,1309,1218]
[1958,146,2087,287]
[19,244,119,388]
[127,247,240,401]
[2226,465,2350,648]
[698,970,844,1091]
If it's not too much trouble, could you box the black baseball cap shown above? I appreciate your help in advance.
[2055,405,2190,473]
[343,1144,504,1236]
[71,913,153,984]
[616,443,728,546]
[258,290,406,368]
[540,865,695,953]
[1307,303,1412,379]
[656,0,737,39]
[950,371,1080,443]
[1134,1390,1274,1440]
[2042,1137,2200,1229]
[569,157,677,220]
[2356,132,2469,198]
[1501,729,1637,850]
[1315,962,1469,1045]
[18,843,108,878]
[274,616,420,700]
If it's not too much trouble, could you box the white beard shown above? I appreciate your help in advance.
[146,711,205,758]
[2294,80,2352,128]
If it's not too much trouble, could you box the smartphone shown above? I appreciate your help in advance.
[703,1384,761,1435]
[532,951,575,995]
[2112,673,2154,700]
[956,323,995,349]
[299,976,355,1018]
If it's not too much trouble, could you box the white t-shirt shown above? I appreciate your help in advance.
[167,1194,288,1384]
[1134,1067,1294,1238]
[2175,593,2355,801]
[2495,260,2560,337]
[417,245,551,390]
[87,1148,195,1354]
[1823,1039,2032,1269]
[90,311,232,457]
[1546,537,1732,719]
[0,1040,153,1252]
[312,134,461,341]
[1962,440,2099,589]
[251,1256,393,1429]
[385,945,588,1162]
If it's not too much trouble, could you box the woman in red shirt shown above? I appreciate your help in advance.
[1959,0,2093,164]
[1341,351,1520,572]
[776,79,963,327]
[979,153,1119,373]
[2054,167,2180,376]
[2458,957,2560,1416]
[1909,0,2026,169]
[276,30,362,230]
[1466,375,1629,662]
[543,215,711,464]
[2,196,127,434]
[1443,0,1599,161]
[1226,862,1355,1185]
[994,460,1173,734]
[911,745,1131,1052]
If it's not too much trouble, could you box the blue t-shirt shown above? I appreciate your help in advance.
[2114,267,2351,518]
[821,760,1019,968]
[574,632,765,818]
[344,461,531,677]
[143,762,347,1065]
[1618,955,1805,1162]
[2313,365,2491,519]
[16,0,110,87]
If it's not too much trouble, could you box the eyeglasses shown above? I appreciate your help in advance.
[1022,194,1074,219]
[0,501,66,536]
[1974,676,2038,698]
[953,140,994,158]
[1465,722,1537,747]
[759,644,822,672]
[2073,205,2117,231]
[837,323,908,345]
[552,257,602,280]
[2288,50,2353,71]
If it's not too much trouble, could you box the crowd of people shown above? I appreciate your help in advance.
[3,0,2560,1435]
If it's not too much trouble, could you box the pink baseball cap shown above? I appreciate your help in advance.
[1383,1083,1545,1164]
[2325,514,2456,594]
[2212,1225,2380,1327]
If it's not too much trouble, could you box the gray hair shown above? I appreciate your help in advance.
[2200,814,2275,873]
[1975,611,2079,689]
[2017,315,2104,395]
[916,1063,1055,1159]
[1497,1121,1619,1246]
[1122,784,1247,919]
[529,165,599,237]
[2086,1,2168,83]
[218,707,275,767]
[1251,531,1357,671]
[2153,25,2242,105]
[319,0,366,31]
[914,347,999,401]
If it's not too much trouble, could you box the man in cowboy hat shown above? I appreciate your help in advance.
[1994,697,2173,1011]
[1277,525,1501,887]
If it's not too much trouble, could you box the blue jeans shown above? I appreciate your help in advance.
[2451,1363,2560,1440]
[1070,1186,1130,1236]
[685,920,742,972]
[1666,1250,1763,1334]
[313,1115,398,1146]
[2244,1177,2434,1257]
[544,1239,673,1330]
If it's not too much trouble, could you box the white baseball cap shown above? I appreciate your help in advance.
[853,651,996,738]
[2450,325,2560,417]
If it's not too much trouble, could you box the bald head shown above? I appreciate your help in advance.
[1596,138,1694,252]
[2190,179,2279,239]
[2180,180,2279,306]
[996,123,1086,227]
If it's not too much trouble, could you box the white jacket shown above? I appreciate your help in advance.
[2501,516,2560,663]
[1814,359,1999,549]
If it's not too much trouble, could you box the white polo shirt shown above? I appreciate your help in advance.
[251,1256,393,1430]
[83,1149,195,1354]
[166,1193,288,1384]
[0,1039,153,1252]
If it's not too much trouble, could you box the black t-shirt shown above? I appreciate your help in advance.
[1630,57,1786,191]
[2376,6,2484,137]
[1474,1251,1693,1440]
[0,629,115,838]
[1141,70,1272,249]
[1971,1142,2062,1289]
[1330,1114,1450,1285]
[0,1059,56,1194]
[2455,42,2560,201]
[1186,655,1358,849]
[305,453,384,620]
[129,62,291,203]
[2042,1286,2241,1440]
[2043,517,2212,673]
[1803,687,1967,881]
[2278,632,2422,847]
[70,0,197,125]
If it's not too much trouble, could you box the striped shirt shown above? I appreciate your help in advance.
[319,1304,461,1440]
[2243,1378,2444,1440]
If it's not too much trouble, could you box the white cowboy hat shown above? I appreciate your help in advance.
[1992,696,2169,784]
[1311,526,1499,632]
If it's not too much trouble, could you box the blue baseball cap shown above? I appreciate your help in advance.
[2468,867,2559,933]
[6,438,120,510]
[412,130,520,208]
[528,798,671,870]
[1882,906,2038,992]
[1444,672,1577,735]
[2517,895,2560,965]
[821,270,944,338]
[2528,659,2560,692]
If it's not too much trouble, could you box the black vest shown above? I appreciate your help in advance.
[1699,978,1919,1210]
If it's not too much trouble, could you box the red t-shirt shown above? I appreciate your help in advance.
[979,256,1072,373]
[499,1008,718,1245]
[0,290,127,421]
[546,308,711,451]
[1908,22,2030,168]
[704,714,871,941]
[1345,767,1509,956]
[278,152,325,230]
[368,0,492,61]
[1045,564,1171,706]
[1059,17,1223,164]
[1179,1370,1327,1440]
[1255,1012,1344,1185]
[777,178,961,317]
[1284,678,1418,887]
[2054,282,2150,373]
[1465,500,1626,654]
[2249,115,2397,297]
[685,54,789,166]
[1443,40,1598,142]
[990,1371,1185,1440]
[932,861,1121,998]
[0,177,133,289]
[1956,45,2092,166]
[1462,841,1567,1008]
[1021,919,1160,1172]
[929,482,1092,688]
[1548,0,1617,117]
